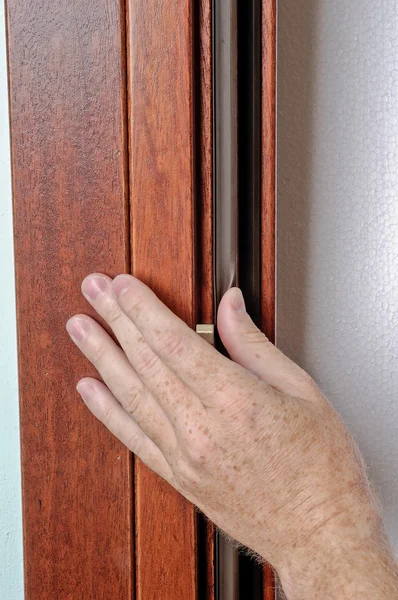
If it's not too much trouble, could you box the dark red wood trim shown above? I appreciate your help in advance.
[127,0,198,597]
[261,0,277,597]
[198,0,214,329]
[261,0,276,346]
[197,0,215,597]
[6,0,134,597]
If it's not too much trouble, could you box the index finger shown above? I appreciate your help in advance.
[111,275,244,401]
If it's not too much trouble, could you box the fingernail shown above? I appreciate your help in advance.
[66,317,89,342]
[231,289,246,313]
[82,275,108,300]
[112,275,131,298]
[76,380,94,402]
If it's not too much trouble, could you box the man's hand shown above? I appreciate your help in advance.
[66,274,397,599]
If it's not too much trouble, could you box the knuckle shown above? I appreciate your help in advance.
[90,340,107,366]
[126,429,144,455]
[242,328,268,345]
[291,369,317,396]
[185,434,214,469]
[173,457,200,491]
[122,291,146,318]
[213,372,237,396]
[300,370,315,388]
[136,346,161,376]
[157,329,184,358]
[123,384,145,417]
[103,298,123,326]
[173,433,216,492]
[99,401,114,428]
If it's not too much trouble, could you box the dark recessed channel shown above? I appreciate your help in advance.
[197,0,265,597]
[237,0,263,598]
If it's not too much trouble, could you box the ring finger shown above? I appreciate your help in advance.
[77,377,174,482]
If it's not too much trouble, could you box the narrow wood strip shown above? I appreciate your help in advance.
[261,0,277,597]
[127,1,197,598]
[263,563,276,600]
[197,0,216,597]
[6,1,133,597]
[205,521,216,600]
[261,0,276,345]
[198,0,214,328]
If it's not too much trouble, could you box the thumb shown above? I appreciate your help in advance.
[217,288,317,399]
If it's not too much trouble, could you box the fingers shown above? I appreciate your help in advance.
[66,313,177,453]
[80,274,206,422]
[77,378,173,482]
[217,288,318,400]
[110,274,238,401]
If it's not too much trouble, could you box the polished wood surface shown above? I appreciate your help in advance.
[261,0,277,346]
[8,0,276,595]
[6,0,133,597]
[198,0,214,329]
[197,0,216,597]
[127,0,197,597]
[261,0,277,598]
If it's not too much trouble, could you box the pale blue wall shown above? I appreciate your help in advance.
[0,4,24,599]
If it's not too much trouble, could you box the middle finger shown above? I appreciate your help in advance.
[81,274,206,425]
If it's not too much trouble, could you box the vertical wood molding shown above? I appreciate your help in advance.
[197,0,215,597]
[7,0,276,595]
[6,0,133,598]
[261,0,276,346]
[261,0,276,344]
[198,0,214,328]
[261,0,277,598]
[127,0,197,598]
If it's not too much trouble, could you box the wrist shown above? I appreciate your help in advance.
[276,509,398,599]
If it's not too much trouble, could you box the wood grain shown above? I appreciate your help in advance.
[261,0,277,598]
[7,0,276,595]
[261,0,277,346]
[197,0,216,597]
[127,0,197,597]
[5,0,133,598]
[197,0,214,328]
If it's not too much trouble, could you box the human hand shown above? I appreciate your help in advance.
[66,274,397,599]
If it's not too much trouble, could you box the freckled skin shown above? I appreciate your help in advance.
[67,274,398,600]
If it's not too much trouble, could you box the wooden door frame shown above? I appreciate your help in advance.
[6,0,276,597]
[6,0,134,597]
[127,0,199,597]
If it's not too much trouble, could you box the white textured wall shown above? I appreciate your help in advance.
[277,0,398,550]
[0,3,24,599]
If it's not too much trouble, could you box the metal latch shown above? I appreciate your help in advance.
[195,324,215,346]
